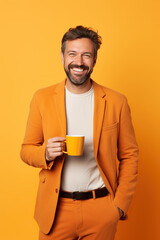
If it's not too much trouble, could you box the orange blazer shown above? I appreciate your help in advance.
[20,80,139,234]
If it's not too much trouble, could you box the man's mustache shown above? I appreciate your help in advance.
[68,63,89,71]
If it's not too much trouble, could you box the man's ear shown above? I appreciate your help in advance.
[61,52,64,65]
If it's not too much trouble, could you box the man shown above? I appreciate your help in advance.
[20,26,139,240]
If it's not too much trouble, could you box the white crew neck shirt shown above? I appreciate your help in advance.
[60,85,105,192]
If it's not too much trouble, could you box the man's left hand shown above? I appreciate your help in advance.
[116,206,124,218]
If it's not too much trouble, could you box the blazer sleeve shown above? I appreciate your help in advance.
[20,92,54,170]
[113,97,139,217]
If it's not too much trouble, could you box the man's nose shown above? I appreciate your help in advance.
[75,54,83,66]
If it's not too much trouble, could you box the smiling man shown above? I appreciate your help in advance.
[20,26,139,240]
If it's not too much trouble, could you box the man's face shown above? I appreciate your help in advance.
[61,38,96,86]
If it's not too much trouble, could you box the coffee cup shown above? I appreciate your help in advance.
[63,135,85,156]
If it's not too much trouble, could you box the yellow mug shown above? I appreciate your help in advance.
[63,135,85,156]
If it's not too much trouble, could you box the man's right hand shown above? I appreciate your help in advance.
[45,137,66,161]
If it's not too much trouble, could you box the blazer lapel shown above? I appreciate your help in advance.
[54,80,66,137]
[92,80,106,159]
[92,81,115,195]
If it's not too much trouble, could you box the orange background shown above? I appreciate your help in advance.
[0,0,159,239]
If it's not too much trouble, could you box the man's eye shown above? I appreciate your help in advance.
[84,54,91,58]
[69,53,75,57]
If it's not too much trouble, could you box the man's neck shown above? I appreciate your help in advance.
[65,78,92,94]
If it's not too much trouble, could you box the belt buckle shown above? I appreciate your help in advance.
[72,191,79,200]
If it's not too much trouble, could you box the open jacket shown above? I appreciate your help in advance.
[20,79,139,234]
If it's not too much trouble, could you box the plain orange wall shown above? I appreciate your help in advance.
[0,0,159,239]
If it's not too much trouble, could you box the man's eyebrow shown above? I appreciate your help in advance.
[83,52,93,55]
[67,50,77,53]
[67,51,93,55]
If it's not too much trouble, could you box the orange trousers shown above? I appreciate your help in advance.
[39,194,120,240]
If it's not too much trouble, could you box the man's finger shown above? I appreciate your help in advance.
[47,137,66,143]
[49,152,64,159]
[46,142,65,148]
[48,147,63,153]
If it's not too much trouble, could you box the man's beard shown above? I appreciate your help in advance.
[64,63,93,86]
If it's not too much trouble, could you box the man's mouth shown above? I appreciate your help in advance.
[65,63,92,84]
[72,68,84,73]
[69,64,89,74]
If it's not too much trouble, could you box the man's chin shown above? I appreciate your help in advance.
[69,77,87,86]
[65,68,92,86]
[66,73,88,86]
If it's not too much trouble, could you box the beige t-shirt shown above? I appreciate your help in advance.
[60,85,105,192]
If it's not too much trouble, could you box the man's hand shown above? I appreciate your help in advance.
[116,205,124,218]
[45,137,66,162]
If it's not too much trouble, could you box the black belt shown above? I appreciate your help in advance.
[59,187,109,200]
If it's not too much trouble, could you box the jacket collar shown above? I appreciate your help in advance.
[54,79,106,98]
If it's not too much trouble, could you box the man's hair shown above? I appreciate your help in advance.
[61,25,102,57]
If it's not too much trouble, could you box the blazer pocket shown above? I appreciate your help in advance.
[102,122,119,131]
[39,170,46,183]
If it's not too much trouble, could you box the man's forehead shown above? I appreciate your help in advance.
[65,38,94,53]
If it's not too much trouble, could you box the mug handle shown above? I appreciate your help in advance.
[63,140,67,154]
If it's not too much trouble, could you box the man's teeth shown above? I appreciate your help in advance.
[73,68,84,72]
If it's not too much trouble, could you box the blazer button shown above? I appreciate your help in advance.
[55,188,58,193]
